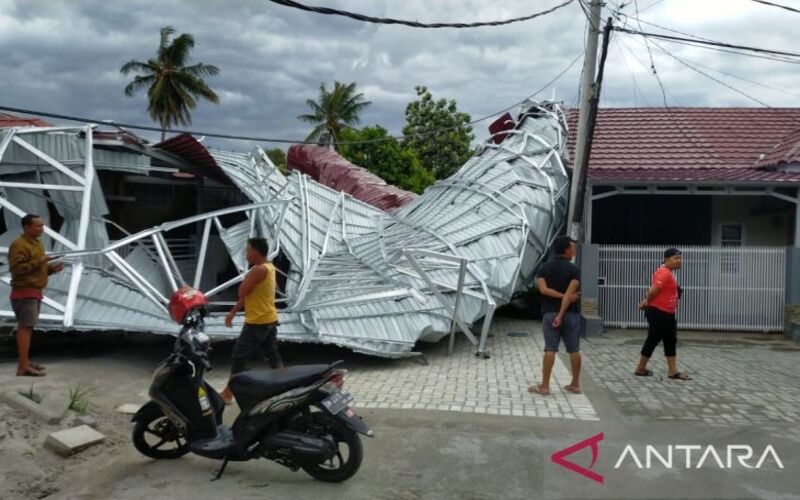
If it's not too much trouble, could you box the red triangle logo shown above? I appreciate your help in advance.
[551,432,605,484]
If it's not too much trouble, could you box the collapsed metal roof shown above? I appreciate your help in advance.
[0,101,569,357]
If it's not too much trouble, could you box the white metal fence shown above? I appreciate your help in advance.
[598,245,786,332]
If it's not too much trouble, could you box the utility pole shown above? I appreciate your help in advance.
[568,3,613,242]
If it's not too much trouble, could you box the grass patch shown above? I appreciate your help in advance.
[18,383,42,404]
[68,385,95,415]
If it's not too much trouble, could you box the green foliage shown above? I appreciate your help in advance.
[68,385,94,415]
[402,86,474,180]
[264,148,287,172]
[121,26,220,140]
[339,126,434,194]
[298,81,371,148]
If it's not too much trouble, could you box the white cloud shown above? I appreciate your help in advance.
[0,0,797,151]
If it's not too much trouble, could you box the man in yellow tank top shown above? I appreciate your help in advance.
[220,238,282,404]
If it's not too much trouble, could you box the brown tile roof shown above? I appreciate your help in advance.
[565,107,800,183]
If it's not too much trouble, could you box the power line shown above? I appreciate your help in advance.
[750,0,800,14]
[614,26,800,60]
[0,53,583,146]
[266,0,575,29]
[613,10,800,66]
[649,40,773,107]
[617,27,722,163]
[649,36,800,66]
[669,57,800,100]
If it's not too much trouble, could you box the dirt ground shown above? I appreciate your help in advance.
[0,330,797,500]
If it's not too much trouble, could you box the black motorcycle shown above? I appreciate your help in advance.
[131,306,372,482]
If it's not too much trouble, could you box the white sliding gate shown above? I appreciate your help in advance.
[598,245,786,332]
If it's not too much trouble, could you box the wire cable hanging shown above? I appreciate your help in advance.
[750,0,800,15]
[266,0,575,29]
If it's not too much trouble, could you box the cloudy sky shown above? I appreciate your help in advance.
[1,0,798,150]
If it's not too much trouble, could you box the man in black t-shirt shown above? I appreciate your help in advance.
[528,236,582,396]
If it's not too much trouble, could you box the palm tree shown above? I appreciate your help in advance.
[121,26,220,141]
[298,81,371,149]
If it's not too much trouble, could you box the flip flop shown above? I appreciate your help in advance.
[17,367,46,377]
[527,385,551,396]
[634,369,653,377]
[668,372,692,381]
[564,385,582,394]
[30,363,46,371]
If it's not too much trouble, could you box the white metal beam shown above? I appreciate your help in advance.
[63,126,95,327]
[0,194,77,250]
[151,234,179,292]
[0,129,16,160]
[11,135,86,186]
[193,218,212,289]
[0,181,85,192]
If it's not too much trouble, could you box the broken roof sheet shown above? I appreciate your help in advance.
[286,145,418,211]
[0,101,569,357]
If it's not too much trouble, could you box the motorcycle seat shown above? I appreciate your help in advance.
[230,363,335,408]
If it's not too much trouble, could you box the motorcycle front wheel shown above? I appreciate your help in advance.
[300,412,363,483]
[132,412,190,459]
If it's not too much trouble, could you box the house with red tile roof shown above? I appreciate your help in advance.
[568,107,800,247]
[567,107,800,335]
[0,112,52,128]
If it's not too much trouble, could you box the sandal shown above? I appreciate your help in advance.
[30,363,46,371]
[668,372,692,381]
[634,369,653,377]
[564,385,582,394]
[17,367,46,377]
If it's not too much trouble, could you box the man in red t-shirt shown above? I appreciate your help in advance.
[634,248,692,380]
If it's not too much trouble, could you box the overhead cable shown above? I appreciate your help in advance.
[613,26,800,60]
[266,0,575,29]
[750,0,800,15]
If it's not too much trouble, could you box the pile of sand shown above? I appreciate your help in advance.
[0,385,131,500]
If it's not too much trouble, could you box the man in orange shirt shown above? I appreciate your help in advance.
[634,248,691,380]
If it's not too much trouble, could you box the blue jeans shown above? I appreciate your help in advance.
[542,312,581,353]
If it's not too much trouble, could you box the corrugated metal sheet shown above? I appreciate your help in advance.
[0,101,569,358]
[204,101,569,356]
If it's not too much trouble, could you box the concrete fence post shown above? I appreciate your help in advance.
[784,247,800,343]
[580,243,604,337]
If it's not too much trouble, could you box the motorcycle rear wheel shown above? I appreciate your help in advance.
[132,412,190,459]
[300,412,363,483]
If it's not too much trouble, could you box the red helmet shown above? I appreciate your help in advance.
[168,287,208,324]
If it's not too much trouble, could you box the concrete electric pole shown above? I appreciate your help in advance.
[568,1,612,242]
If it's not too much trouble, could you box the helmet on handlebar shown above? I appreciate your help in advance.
[168,287,209,324]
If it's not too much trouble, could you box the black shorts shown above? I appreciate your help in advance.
[231,322,282,372]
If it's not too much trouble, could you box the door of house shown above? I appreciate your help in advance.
[597,245,786,332]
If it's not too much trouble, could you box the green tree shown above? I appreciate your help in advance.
[339,126,434,194]
[121,26,220,141]
[402,86,474,179]
[298,81,371,148]
[264,147,287,172]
